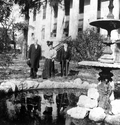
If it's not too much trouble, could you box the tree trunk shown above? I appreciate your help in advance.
[86,49,91,60]
[21,9,29,60]
[4,29,8,51]
[21,29,28,59]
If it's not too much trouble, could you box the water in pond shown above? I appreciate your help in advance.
[0,88,97,125]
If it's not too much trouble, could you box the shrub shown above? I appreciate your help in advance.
[0,53,13,68]
[67,29,104,62]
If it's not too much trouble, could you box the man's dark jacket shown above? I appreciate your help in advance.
[28,44,42,69]
[57,47,71,62]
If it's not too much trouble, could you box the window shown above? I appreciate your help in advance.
[51,23,57,37]
[53,5,58,18]
[97,27,100,33]
[33,8,36,21]
[43,5,46,19]
[70,0,73,8]
[64,0,70,16]
[98,0,101,11]
[36,0,41,10]
[63,21,69,37]
[41,25,45,39]
[79,0,84,14]
[78,20,83,33]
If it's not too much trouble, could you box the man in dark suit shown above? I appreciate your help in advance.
[58,43,71,77]
[28,35,42,78]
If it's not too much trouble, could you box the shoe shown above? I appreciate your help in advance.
[30,73,33,77]
[31,76,37,79]
[30,74,37,79]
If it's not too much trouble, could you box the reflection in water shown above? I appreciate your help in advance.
[0,89,88,125]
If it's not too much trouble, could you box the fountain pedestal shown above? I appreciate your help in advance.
[65,0,120,124]
[78,61,120,113]
[78,0,120,114]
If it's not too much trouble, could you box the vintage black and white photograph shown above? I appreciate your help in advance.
[0,0,120,125]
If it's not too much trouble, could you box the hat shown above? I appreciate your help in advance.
[47,41,50,46]
[47,41,53,46]
[49,41,53,45]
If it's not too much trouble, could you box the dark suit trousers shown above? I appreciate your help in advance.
[51,60,55,77]
[60,60,69,76]
[30,68,38,77]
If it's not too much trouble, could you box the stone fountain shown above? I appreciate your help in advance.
[77,0,120,124]
[79,0,120,106]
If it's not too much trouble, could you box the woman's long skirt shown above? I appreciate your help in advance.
[42,59,52,79]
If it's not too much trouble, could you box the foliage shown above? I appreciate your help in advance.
[67,29,104,62]
[0,53,13,68]
[0,1,12,23]
[0,53,13,80]
[14,0,42,16]
[0,28,12,52]
[48,0,62,7]
[13,0,62,59]
[14,0,62,10]
[0,0,13,31]
[14,22,28,30]
[0,1,14,74]
[13,0,42,59]
[0,1,14,52]
[13,0,63,29]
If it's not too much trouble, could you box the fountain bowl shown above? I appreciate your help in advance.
[78,61,120,69]
[90,19,120,31]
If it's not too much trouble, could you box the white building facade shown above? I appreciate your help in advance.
[28,0,120,53]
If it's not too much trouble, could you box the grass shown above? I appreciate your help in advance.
[0,54,120,85]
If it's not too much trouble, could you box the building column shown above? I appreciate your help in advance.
[56,4,65,41]
[111,0,120,41]
[101,0,120,62]
[83,0,91,30]
[83,0,98,30]
[45,4,52,41]
[111,0,120,62]
[52,93,57,120]
[28,10,35,46]
[69,0,79,39]
[35,11,42,44]
[89,0,98,24]
[100,0,109,36]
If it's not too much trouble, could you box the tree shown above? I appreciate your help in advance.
[0,0,13,52]
[14,21,29,57]
[0,1,15,73]
[13,0,62,59]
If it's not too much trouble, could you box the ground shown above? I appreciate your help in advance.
[0,54,120,85]
[0,54,120,125]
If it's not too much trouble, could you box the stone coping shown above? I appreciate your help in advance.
[78,61,120,69]
[1,77,120,125]
[0,78,97,94]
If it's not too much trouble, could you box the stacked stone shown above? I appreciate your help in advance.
[1,78,120,124]
[67,81,120,125]
[0,78,97,93]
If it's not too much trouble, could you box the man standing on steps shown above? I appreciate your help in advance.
[28,33,42,78]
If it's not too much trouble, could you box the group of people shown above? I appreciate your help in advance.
[28,33,71,79]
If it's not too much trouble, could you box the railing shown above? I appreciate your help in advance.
[53,36,71,52]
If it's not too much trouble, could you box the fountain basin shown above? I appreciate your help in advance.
[2,86,120,125]
[90,19,120,31]
[78,61,120,69]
